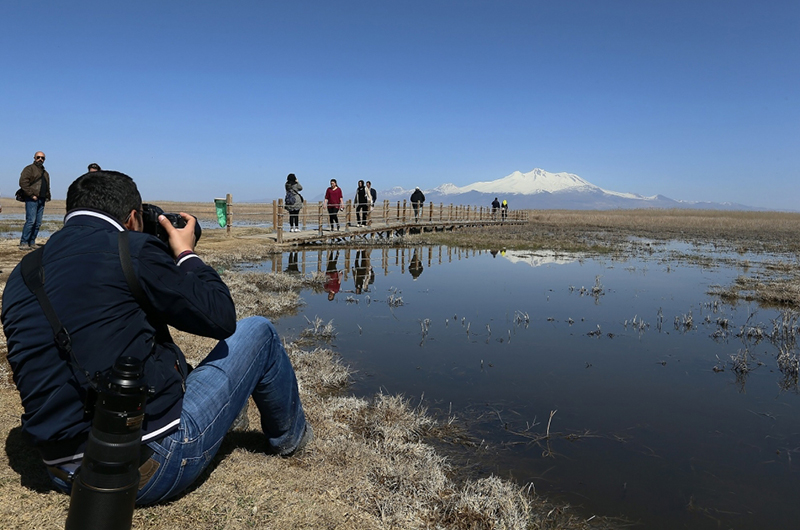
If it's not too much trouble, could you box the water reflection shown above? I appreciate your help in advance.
[262,244,800,530]
[324,251,343,301]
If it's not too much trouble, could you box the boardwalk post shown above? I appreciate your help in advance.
[226,194,232,236]
[277,199,284,243]
[402,200,407,223]
[428,202,433,223]
[318,202,323,235]
[272,199,278,234]
[345,199,352,231]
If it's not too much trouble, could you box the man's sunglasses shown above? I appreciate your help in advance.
[35,156,45,160]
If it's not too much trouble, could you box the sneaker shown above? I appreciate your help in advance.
[18,243,30,251]
[282,424,314,457]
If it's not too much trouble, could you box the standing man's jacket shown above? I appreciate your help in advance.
[410,189,425,204]
[19,163,51,201]
[1,210,236,466]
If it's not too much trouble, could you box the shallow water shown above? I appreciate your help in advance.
[260,245,799,529]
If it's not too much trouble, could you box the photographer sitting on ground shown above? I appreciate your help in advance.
[2,170,311,505]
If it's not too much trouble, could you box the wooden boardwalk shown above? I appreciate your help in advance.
[223,198,527,246]
[274,200,525,246]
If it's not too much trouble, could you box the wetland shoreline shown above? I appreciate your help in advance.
[2,203,799,529]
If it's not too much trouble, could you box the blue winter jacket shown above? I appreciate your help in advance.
[1,210,237,465]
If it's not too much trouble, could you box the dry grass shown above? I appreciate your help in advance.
[6,205,798,528]
[2,263,627,529]
[406,209,800,255]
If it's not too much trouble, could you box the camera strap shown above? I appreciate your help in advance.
[118,230,157,316]
[20,247,99,391]
[118,231,174,349]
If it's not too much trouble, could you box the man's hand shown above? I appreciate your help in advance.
[158,213,196,258]
[32,196,37,201]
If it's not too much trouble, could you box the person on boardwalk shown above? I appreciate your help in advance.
[18,151,51,250]
[365,181,377,225]
[1,170,311,506]
[501,199,508,221]
[354,180,369,226]
[410,187,425,222]
[284,173,303,232]
[366,181,378,214]
[324,179,343,230]
[491,197,500,220]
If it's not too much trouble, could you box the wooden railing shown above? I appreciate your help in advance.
[222,196,528,232]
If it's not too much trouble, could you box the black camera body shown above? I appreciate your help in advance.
[65,357,151,530]
[141,203,202,244]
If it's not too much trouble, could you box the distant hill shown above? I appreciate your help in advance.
[377,168,760,211]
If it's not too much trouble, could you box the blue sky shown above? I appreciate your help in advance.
[2,1,798,209]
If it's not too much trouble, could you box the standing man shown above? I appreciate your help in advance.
[366,181,377,225]
[19,151,51,250]
[491,197,500,220]
[410,186,425,222]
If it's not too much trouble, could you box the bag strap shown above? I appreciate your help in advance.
[20,247,97,389]
[118,230,156,315]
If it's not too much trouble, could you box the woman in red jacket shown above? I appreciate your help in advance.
[324,179,343,230]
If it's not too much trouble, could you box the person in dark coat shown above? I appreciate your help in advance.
[18,151,51,250]
[410,187,425,221]
[1,170,311,505]
[354,180,369,226]
[492,197,500,219]
[284,173,303,232]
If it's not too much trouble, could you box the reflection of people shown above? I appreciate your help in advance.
[353,249,373,294]
[87,163,101,172]
[324,179,343,230]
[19,151,51,250]
[1,170,310,506]
[409,249,424,280]
[284,173,303,232]
[491,197,500,219]
[410,187,425,222]
[285,251,300,274]
[490,249,499,258]
[354,180,369,226]
[324,250,343,301]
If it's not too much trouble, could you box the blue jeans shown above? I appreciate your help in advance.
[137,316,307,504]
[21,197,45,246]
[49,317,308,504]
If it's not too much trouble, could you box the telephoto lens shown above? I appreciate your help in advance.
[65,356,150,530]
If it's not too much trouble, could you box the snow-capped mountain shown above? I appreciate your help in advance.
[379,168,756,211]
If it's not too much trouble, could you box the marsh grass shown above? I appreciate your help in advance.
[6,206,799,528]
[405,209,800,255]
[1,266,631,529]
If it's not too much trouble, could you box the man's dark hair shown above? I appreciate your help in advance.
[66,171,142,223]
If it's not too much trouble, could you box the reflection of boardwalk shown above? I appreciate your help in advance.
[269,246,501,286]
